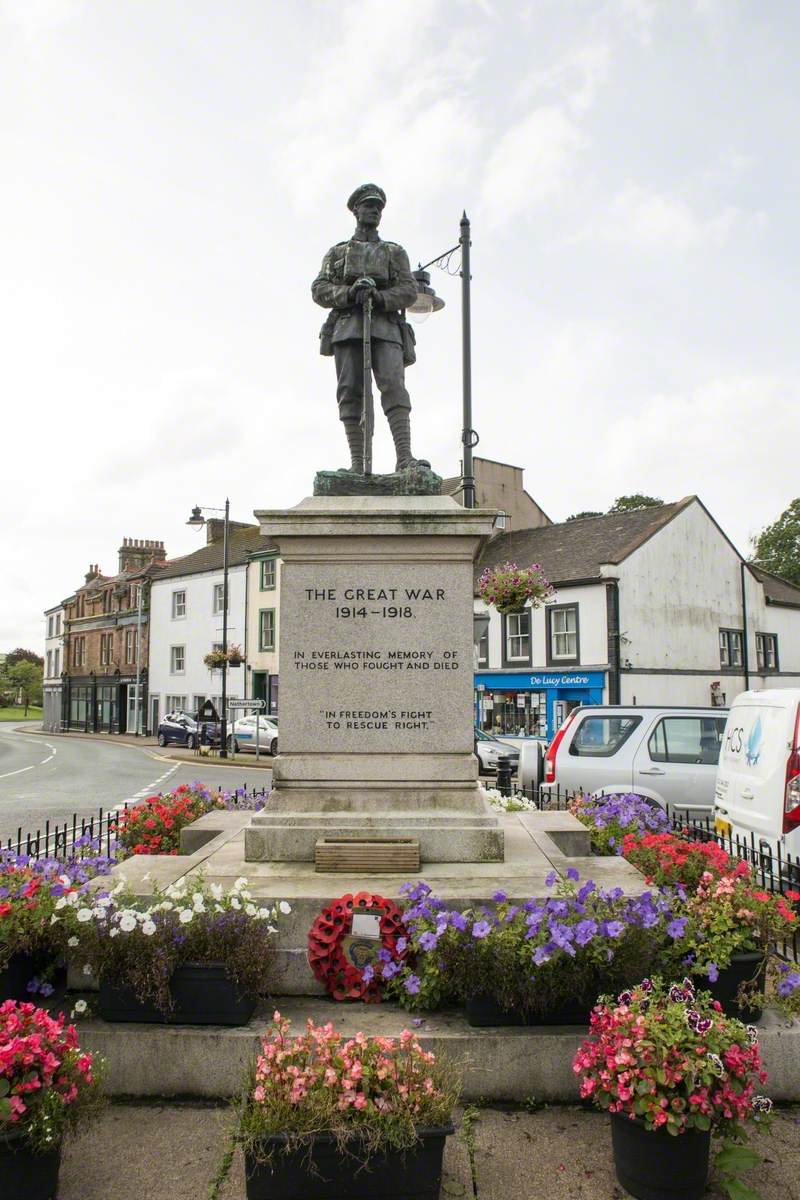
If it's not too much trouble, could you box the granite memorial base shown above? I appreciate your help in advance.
[245,495,504,865]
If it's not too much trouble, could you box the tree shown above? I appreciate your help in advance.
[608,494,663,514]
[5,647,44,669]
[5,660,43,715]
[750,498,800,586]
[566,510,603,521]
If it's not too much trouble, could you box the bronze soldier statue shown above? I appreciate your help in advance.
[312,184,422,473]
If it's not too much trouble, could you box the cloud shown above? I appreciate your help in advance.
[520,44,612,114]
[266,0,487,216]
[0,0,84,33]
[565,182,767,251]
[479,106,585,224]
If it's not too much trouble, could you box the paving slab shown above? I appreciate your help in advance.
[58,1101,472,1200]
[471,1105,800,1200]
[55,1101,800,1200]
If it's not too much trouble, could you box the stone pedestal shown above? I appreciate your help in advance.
[245,495,503,864]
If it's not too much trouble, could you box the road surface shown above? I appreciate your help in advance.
[0,723,272,843]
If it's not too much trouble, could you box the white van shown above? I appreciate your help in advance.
[714,689,800,866]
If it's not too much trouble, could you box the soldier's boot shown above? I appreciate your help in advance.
[387,408,418,472]
[343,422,364,473]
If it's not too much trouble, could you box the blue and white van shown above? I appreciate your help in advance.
[714,689,800,864]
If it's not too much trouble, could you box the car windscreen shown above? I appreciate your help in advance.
[568,715,642,758]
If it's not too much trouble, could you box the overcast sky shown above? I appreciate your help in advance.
[3,0,799,650]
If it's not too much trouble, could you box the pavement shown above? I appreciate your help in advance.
[0,722,272,842]
[55,1102,800,1200]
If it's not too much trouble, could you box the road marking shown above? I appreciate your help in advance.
[41,755,54,764]
[0,764,36,779]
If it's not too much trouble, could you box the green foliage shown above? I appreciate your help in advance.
[714,1139,764,1200]
[608,494,663,513]
[750,497,800,586]
[4,648,44,669]
[566,510,602,521]
[0,658,43,714]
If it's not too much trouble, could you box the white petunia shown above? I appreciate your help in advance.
[68,936,79,948]
[66,892,79,906]
[55,897,68,911]
[72,999,87,1015]
[50,914,59,925]
[95,896,112,908]
[210,884,223,901]
[83,963,93,975]
[59,874,71,887]
[92,907,107,921]
[233,877,247,891]
[279,901,291,915]
[230,897,241,910]
[109,928,119,938]
[179,909,194,924]
[76,908,93,923]
[119,913,137,933]
[141,920,156,936]
[245,903,257,916]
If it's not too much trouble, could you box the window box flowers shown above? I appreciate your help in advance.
[391,874,678,1026]
[476,560,554,615]
[68,876,291,1024]
[230,1012,457,1200]
[573,978,770,1200]
[204,645,243,669]
[668,872,798,1019]
[570,793,671,856]
[0,1000,103,1200]
[114,782,224,856]
[1,844,117,1001]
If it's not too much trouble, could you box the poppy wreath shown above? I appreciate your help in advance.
[308,892,406,1002]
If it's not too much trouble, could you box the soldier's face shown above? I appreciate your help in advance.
[355,201,382,227]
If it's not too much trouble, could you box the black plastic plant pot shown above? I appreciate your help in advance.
[228,656,243,668]
[98,963,257,1025]
[610,1114,710,1200]
[0,1128,62,1200]
[707,951,766,1021]
[465,994,591,1028]
[244,1125,454,1200]
[0,953,40,1002]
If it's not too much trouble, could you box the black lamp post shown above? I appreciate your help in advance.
[187,498,230,758]
[407,212,478,508]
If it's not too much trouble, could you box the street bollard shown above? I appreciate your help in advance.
[496,754,513,797]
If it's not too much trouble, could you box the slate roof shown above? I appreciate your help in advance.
[475,499,693,587]
[750,565,800,608]
[152,526,278,581]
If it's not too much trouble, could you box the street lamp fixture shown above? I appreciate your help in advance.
[406,213,477,508]
[186,498,231,758]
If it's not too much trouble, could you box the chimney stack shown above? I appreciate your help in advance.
[118,537,167,573]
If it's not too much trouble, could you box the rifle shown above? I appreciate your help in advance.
[361,289,374,475]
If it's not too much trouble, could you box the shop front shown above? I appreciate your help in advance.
[473,670,606,741]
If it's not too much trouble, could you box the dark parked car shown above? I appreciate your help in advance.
[156,711,220,749]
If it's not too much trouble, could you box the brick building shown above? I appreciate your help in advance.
[61,538,166,733]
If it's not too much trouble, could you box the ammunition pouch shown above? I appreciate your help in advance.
[400,318,416,367]
[319,311,337,357]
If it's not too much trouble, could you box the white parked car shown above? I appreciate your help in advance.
[539,705,727,815]
[228,715,279,755]
[714,689,800,872]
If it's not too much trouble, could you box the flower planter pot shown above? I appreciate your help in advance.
[244,1125,454,1200]
[610,1113,710,1200]
[708,951,766,1021]
[98,962,257,1025]
[0,952,39,1001]
[0,1127,62,1200]
[466,994,591,1027]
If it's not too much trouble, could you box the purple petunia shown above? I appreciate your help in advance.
[566,867,580,882]
[450,911,468,932]
[707,962,719,983]
[492,889,508,903]
[545,871,557,888]
[404,974,421,995]
[419,931,439,952]
[396,936,408,954]
[532,944,552,965]
[667,917,688,939]
[362,963,374,983]
[574,919,598,946]
[471,920,491,939]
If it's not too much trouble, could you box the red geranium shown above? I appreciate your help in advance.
[115,783,224,855]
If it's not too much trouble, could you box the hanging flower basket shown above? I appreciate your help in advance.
[477,561,554,615]
[204,644,243,670]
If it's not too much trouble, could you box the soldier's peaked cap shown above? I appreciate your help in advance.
[347,183,386,212]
